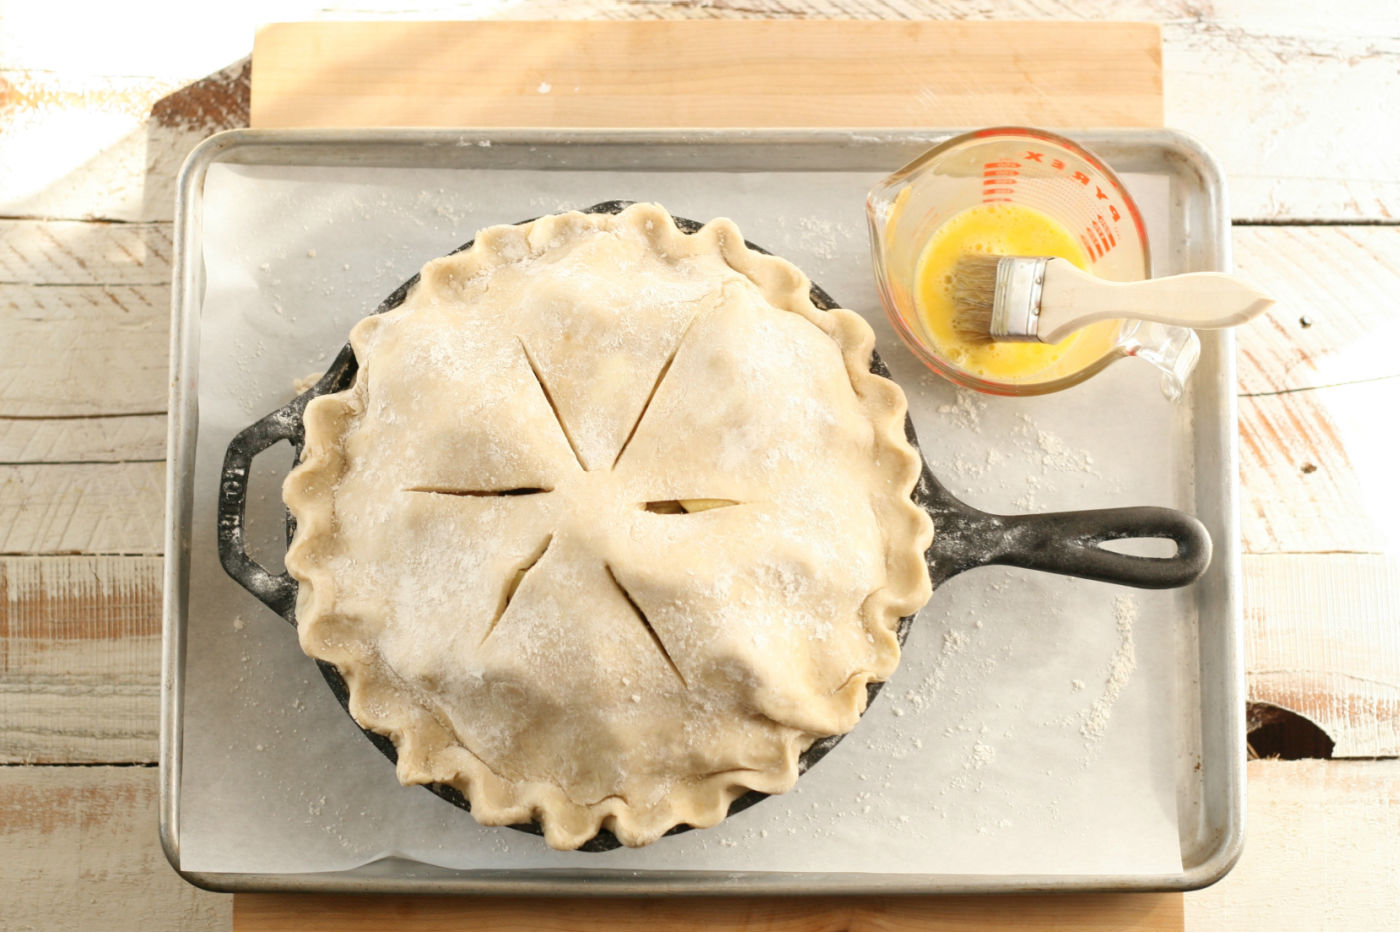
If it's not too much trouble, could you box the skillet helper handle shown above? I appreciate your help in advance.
[217,404,303,622]
[990,506,1212,589]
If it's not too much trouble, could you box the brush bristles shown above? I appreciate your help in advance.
[951,253,1004,345]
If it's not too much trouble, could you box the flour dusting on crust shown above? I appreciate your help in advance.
[283,203,933,850]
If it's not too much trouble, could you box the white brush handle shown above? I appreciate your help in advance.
[1038,258,1276,345]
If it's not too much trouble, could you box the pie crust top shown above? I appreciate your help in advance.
[283,203,934,850]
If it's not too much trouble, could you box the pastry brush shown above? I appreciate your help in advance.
[952,254,1275,345]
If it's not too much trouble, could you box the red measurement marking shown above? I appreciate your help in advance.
[1072,171,1091,186]
[1109,204,1121,222]
[1095,185,1109,201]
[982,158,1019,199]
[1092,215,1117,250]
[1051,158,1065,171]
[1023,150,1044,162]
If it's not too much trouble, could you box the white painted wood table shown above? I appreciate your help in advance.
[2,3,1398,930]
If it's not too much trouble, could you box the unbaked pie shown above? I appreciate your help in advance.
[282,202,933,849]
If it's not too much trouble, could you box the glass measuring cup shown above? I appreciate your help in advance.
[866,127,1199,398]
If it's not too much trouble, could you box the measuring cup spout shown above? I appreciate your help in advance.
[1119,321,1201,401]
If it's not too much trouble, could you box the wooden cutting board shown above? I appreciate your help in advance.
[240,19,1178,933]
[250,20,1163,129]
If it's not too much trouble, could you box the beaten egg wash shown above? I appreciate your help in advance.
[914,203,1119,384]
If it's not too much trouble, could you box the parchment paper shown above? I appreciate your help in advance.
[177,158,1194,878]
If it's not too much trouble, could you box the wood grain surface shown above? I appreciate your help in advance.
[1,1,1398,930]
[0,556,163,763]
[1245,554,1400,758]
[250,20,1164,129]
[1184,760,1400,931]
[2,283,169,417]
[0,767,229,928]
[233,891,1185,932]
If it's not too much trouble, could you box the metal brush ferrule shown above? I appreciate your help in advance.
[990,256,1048,341]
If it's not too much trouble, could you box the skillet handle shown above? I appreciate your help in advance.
[217,403,304,622]
[986,505,1212,589]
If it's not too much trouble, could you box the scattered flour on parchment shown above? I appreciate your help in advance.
[936,387,986,430]
[796,216,841,261]
[1007,414,1100,477]
[932,397,1117,510]
[1079,594,1139,756]
[968,741,997,769]
[901,627,973,715]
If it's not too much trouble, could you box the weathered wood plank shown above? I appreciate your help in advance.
[0,414,167,463]
[0,63,249,223]
[1238,378,1400,554]
[1161,8,1400,224]
[0,283,169,417]
[0,463,165,555]
[0,556,163,763]
[0,220,173,286]
[0,222,174,466]
[1244,553,1400,758]
[1234,225,1400,395]
[1183,759,1400,931]
[0,766,231,930]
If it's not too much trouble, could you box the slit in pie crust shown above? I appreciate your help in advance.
[282,202,934,850]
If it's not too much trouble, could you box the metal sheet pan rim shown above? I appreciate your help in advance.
[176,865,1226,897]
[161,126,1243,895]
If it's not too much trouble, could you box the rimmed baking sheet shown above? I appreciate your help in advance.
[161,129,1242,894]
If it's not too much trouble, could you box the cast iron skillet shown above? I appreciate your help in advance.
[218,201,1211,852]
